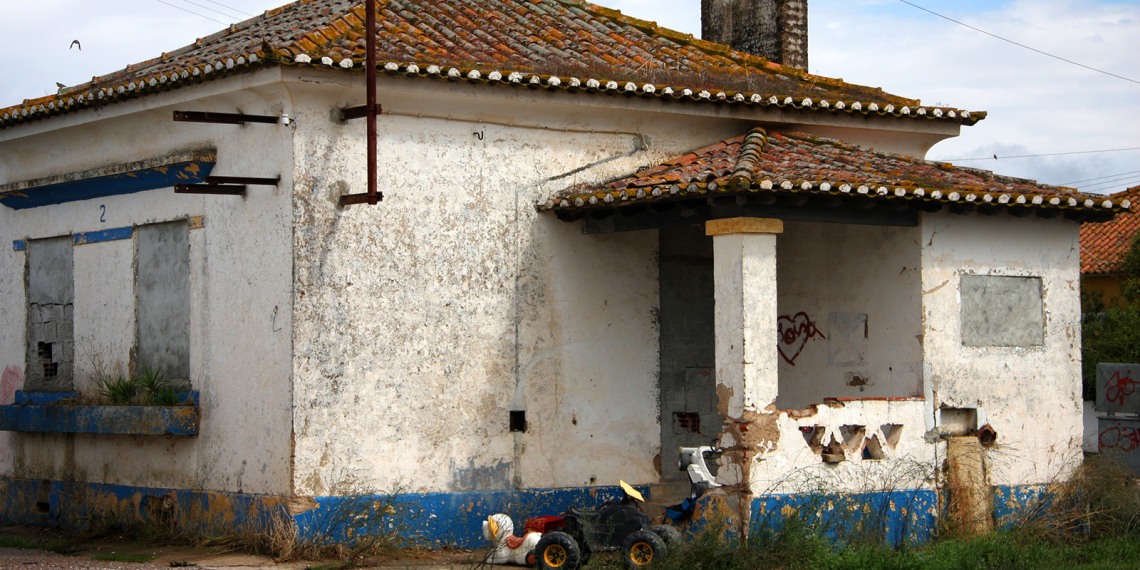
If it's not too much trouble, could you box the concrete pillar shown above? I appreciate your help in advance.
[707,217,782,417]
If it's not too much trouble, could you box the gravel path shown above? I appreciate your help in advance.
[0,547,165,569]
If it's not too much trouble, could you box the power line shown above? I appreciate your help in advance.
[1060,169,1140,186]
[898,0,1140,85]
[941,147,1140,162]
[179,0,242,20]
[200,0,254,17]
[1082,176,1140,192]
[152,0,229,24]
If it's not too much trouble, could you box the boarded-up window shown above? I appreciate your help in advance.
[960,275,1044,347]
[25,236,75,391]
[136,221,190,386]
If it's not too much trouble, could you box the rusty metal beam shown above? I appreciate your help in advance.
[173,111,279,125]
[204,176,280,186]
[340,104,383,121]
[338,0,381,207]
[174,184,246,195]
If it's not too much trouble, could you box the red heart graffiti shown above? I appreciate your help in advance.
[777,312,826,366]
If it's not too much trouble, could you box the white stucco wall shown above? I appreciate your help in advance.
[284,73,712,496]
[919,211,1083,487]
[0,72,295,494]
[776,222,924,409]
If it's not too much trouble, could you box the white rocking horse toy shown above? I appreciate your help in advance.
[482,513,542,566]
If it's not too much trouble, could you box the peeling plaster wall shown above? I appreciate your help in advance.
[0,73,295,494]
[775,222,924,409]
[285,72,765,496]
[750,399,935,495]
[920,211,1083,486]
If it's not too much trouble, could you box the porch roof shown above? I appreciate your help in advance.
[544,128,1129,224]
[1081,186,1140,275]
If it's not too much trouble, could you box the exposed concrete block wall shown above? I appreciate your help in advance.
[919,212,1083,486]
[775,222,924,409]
[702,0,808,70]
[24,236,75,392]
[0,71,296,495]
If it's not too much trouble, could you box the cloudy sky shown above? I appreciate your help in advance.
[1,0,1136,194]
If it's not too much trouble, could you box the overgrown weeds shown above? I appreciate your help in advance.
[84,362,190,406]
[627,455,1140,570]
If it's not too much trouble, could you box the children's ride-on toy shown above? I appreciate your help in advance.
[532,481,680,570]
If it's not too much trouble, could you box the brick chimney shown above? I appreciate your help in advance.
[701,0,808,71]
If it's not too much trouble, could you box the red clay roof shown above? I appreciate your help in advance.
[0,0,985,129]
[1081,186,1140,274]
[545,128,1129,216]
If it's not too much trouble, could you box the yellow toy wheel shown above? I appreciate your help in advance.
[535,531,580,570]
[621,529,667,569]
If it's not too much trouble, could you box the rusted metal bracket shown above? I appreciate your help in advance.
[339,104,383,122]
[339,192,385,205]
[174,183,245,195]
[173,111,279,125]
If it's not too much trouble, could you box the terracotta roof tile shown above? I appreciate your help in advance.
[1081,186,1140,274]
[546,128,1130,217]
[0,0,984,129]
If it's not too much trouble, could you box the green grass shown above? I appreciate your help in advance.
[0,537,77,554]
[629,529,1140,570]
[92,552,156,563]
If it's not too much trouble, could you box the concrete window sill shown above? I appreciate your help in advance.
[0,392,199,435]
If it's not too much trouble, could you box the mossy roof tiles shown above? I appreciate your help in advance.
[1,0,984,129]
[1081,186,1140,274]
[545,128,1128,217]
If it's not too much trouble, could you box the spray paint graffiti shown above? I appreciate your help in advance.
[1,366,22,466]
[777,312,826,366]
[1104,370,1139,406]
[1099,425,1140,453]
[0,366,17,405]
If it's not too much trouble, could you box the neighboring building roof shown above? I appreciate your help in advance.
[1081,186,1140,275]
[0,0,985,130]
[544,128,1128,217]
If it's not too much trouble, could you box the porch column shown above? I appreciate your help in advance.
[707,218,782,417]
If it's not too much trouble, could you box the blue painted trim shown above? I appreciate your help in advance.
[12,240,25,251]
[0,397,199,435]
[0,477,284,532]
[0,478,1055,548]
[0,160,215,210]
[73,226,133,245]
[750,489,938,547]
[993,484,1049,528]
[294,484,644,548]
[14,391,79,405]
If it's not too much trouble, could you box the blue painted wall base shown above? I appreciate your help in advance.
[0,477,1054,549]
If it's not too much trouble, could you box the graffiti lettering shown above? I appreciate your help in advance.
[1104,371,1139,406]
[777,312,826,366]
[1099,426,1140,453]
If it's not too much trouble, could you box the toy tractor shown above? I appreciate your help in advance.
[530,481,680,569]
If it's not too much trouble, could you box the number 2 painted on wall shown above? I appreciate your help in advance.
[99,205,106,223]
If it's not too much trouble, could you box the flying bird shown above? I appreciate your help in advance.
[70,40,81,50]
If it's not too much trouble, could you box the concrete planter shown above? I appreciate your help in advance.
[0,392,199,435]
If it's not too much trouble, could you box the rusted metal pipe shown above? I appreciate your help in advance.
[366,0,378,205]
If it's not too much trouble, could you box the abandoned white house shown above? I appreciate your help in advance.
[0,0,1125,545]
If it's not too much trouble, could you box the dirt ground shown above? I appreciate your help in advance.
[0,525,486,569]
